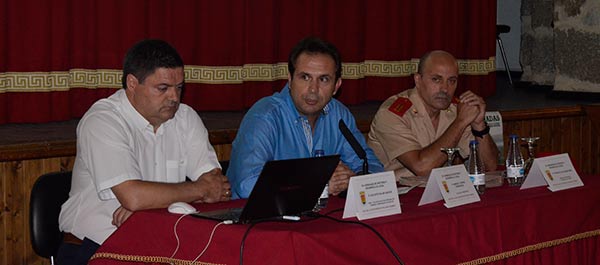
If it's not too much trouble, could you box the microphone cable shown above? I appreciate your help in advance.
[304,211,405,265]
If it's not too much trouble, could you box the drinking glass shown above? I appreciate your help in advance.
[521,137,540,176]
[441,147,461,167]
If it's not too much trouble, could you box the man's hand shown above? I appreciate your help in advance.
[112,206,133,227]
[328,162,355,196]
[194,168,231,203]
[458,91,487,130]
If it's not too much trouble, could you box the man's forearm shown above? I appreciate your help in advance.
[112,180,204,211]
[405,120,469,176]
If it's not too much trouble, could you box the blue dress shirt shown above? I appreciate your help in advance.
[228,84,384,198]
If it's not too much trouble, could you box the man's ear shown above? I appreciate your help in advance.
[413,73,421,88]
[333,78,342,95]
[126,74,138,90]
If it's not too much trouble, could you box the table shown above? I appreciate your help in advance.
[90,176,600,265]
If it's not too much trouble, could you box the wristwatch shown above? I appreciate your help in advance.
[471,123,490,138]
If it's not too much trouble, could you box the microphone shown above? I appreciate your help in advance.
[339,119,368,175]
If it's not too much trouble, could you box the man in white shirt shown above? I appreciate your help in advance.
[57,39,231,264]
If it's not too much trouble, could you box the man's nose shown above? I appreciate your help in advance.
[167,87,180,102]
[308,79,318,93]
[440,80,449,93]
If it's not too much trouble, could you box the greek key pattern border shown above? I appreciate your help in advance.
[0,57,495,92]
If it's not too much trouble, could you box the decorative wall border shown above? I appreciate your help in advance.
[0,57,495,93]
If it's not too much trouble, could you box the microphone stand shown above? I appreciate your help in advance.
[338,119,371,198]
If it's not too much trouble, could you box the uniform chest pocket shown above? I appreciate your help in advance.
[166,160,187,182]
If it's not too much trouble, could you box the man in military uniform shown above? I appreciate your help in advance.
[367,50,498,184]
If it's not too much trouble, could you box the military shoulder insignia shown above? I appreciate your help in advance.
[388,97,413,117]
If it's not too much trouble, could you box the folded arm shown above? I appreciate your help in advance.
[111,168,231,212]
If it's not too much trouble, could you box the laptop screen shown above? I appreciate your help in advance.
[239,154,340,223]
[192,155,340,223]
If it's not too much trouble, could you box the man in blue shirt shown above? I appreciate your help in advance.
[228,37,384,199]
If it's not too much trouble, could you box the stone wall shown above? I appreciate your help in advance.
[520,0,600,92]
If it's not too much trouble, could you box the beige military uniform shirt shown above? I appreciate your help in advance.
[367,88,473,183]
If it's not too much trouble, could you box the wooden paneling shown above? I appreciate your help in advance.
[500,106,598,174]
[1,105,599,264]
[0,157,75,265]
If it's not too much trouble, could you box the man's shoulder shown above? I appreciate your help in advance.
[81,97,122,123]
[173,103,198,120]
[387,97,413,117]
[380,91,413,118]
[245,94,289,120]
[327,97,352,114]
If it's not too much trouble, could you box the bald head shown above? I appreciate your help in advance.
[417,50,458,75]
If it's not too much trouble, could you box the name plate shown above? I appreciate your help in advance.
[485,111,505,164]
[418,165,480,208]
[343,171,401,220]
[521,153,584,192]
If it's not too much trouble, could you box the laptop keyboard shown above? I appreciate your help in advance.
[192,208,243,222]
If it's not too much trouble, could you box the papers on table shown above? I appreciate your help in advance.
[343,171,401,220]
[521,153,583,191]
[418,165,480,208]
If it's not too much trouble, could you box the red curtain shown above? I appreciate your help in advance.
[0,0,496,124]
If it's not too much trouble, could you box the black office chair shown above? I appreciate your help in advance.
[496,24,513,86]
[30,171,72,265]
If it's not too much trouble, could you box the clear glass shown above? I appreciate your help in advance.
[441,147,461,167]
[521,137,540,177]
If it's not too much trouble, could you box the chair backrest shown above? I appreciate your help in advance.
[29,171,72,258]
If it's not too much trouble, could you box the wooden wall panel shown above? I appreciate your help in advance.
[500,109,598,175]
[0,157,75,265]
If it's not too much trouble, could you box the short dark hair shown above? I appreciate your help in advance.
[122,39,184,89]
[288,37,342,80]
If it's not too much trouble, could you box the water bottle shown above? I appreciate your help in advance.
[506,134,525,186]
[314,149,328,211]
[467,140,486,194]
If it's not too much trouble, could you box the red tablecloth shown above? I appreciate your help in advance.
[90,176,600,265]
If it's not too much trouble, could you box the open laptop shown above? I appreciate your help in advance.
[192,155,340,224]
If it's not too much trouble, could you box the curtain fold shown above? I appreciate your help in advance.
[0,0,496,124]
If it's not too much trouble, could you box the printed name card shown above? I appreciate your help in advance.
[521,153,584,192]
[343,171,401,220]
[418,165,480,208]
